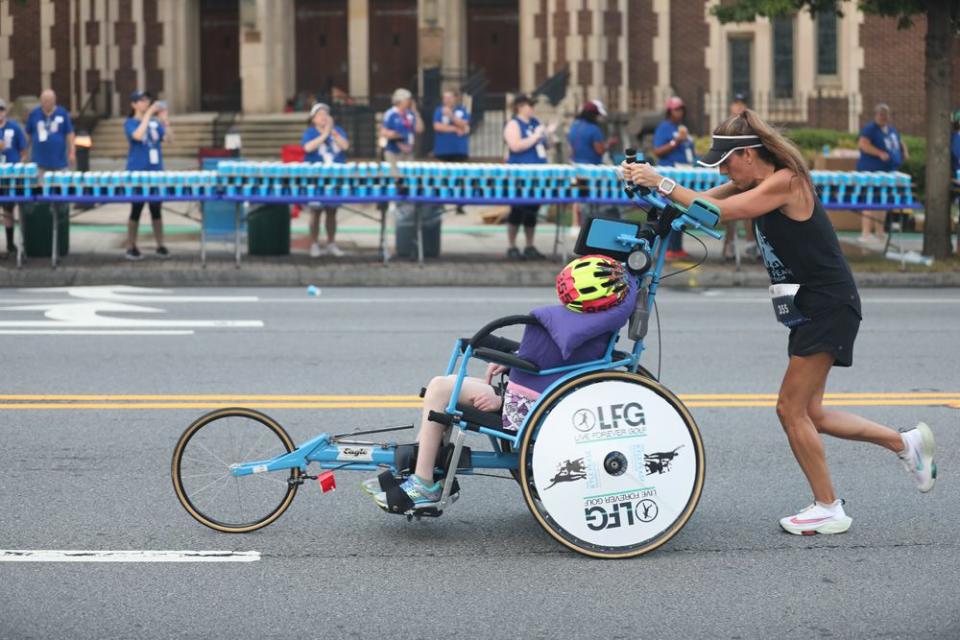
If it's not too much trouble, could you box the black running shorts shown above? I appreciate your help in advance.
[788,304,861,367]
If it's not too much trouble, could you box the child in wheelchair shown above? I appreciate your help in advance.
[364,254,638,511]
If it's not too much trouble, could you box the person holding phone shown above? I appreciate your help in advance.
[503,94,554,260]
[124,90,169,260]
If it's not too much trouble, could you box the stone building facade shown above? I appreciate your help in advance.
[0,0,956,134]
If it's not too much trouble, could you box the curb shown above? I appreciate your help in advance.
[2,258,958,288]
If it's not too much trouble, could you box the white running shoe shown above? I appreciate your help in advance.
[779,501,852,536]
[326,242,345,257]
[899,422,937,493]
[309,242,322,258]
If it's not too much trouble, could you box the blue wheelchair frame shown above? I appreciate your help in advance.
[228,191,722,492]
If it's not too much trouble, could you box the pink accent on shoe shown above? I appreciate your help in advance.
[790,516,832,525]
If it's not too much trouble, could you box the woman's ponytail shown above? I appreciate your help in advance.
[715,109,812,190]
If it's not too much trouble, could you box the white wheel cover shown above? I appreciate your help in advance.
[531,380,698,549]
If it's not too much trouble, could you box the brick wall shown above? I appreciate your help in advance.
[804,95,850,131]
[626,0,656,95]
[533,0,548,85]
[669,0,708,119]
[51,0,72,107]
[602,0,621,89]
[576,0,592,87]
[553,0,569,74]
[114,0,137,102]
[8,0,41,98]
[143,0,163,94]
[860,13,960,136]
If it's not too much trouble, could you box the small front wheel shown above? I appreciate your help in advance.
[172,408,300,533]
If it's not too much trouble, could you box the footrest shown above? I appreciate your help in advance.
[455,403,504,431]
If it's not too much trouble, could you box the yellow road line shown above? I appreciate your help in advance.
[0,392,957,402]
[0,393,957,411]
[0,398,958,410]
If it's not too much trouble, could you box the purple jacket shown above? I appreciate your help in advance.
[510,281,638,393]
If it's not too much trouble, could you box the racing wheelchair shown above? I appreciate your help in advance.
[171,178,722,559]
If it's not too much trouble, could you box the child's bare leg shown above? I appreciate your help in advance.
[414,375,498,482]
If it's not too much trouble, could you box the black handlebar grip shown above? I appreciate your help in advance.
[427,411,455,427]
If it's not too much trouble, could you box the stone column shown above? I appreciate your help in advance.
[157,0,200,113]
[40,0,56,91]
[0,0,13,102]
[240,0,295,113]
[347,0,369,99]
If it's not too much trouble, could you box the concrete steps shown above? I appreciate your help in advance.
[90,113,219,163]
[88,113,311,162]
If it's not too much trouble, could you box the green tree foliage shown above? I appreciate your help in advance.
[712,0,959,259]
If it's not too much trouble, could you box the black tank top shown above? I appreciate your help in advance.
[754,198,861,316]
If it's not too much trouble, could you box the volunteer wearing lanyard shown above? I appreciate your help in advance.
[624,109,936,536]
[26,89,74,171]
[856,103,908,243]
[433,90,471,214]
[0,98,27,257]
[124,91,170,260]
[652,96,696,260]
[432,90,470,162]
[302,102,350,257]
[503,94,552,260]
[380,88,423,163]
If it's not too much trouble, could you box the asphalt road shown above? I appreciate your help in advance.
[0,285,957,640]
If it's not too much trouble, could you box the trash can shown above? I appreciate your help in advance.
[247,204,291,256]
[395,203,443,259]
[21,202,70,258]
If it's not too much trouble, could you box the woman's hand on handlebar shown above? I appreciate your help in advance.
[621,161,662,189]
[485,363,508,384]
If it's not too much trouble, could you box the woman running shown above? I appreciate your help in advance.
[623,109,936,535]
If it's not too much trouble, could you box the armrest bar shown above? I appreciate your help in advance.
[473,347,541,373]
[469,314,540,348]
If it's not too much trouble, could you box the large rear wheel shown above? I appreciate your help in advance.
[518,371,704,558]
[172,408,300,533]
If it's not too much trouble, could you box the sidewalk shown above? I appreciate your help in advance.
[1,201,957,287]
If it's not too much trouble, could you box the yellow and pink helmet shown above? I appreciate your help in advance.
[556,254,628,313]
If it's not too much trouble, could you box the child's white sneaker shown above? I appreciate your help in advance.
[898,422,937,493]
[779,500,852,536]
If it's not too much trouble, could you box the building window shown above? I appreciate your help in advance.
[729,36,752,101]
[816,10,838,78]
[772,15,794,99]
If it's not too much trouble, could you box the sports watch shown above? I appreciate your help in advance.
[657,176,677,196]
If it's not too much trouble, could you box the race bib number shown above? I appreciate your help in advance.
[769,284,810,328]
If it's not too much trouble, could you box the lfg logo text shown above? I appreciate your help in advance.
[572,403,646,434]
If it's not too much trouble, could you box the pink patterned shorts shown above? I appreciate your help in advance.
[501,383,541,432]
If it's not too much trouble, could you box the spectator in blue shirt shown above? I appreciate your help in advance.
[652,96,696,259]
[856,103,908,243]
[952,110,960,230]
[302,102,350,257]
[568,99,619,223]
[503,94,555,260]
[380,88,423,162]
[568,99,610,164]
[433,90,470,161]
[124,90,171,260]
[25,89,74,171]
[433,89,471,214]
[0,98,27,256]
